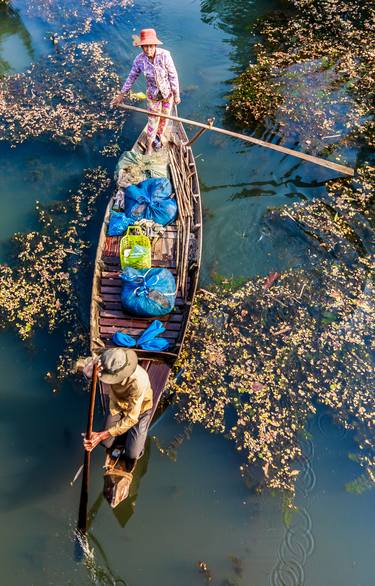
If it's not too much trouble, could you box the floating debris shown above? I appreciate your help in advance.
[228,0,373,156]
[0,168,111,374]
[169,165,374,494]
[197,560,213,584]
[0,41,124,148]
[170,253,374,493]
[25,0,132,40]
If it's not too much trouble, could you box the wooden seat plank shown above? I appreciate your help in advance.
[101,300,184,313]
[101,276,180,288]
[99,318,181,330]
[101,258,176,269]
[100,327,178,339]
[101,291,184,303]
[99,309,184,322]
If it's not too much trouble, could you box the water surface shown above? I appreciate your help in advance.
[0,1,373,585]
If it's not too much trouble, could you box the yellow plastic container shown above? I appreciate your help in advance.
[120,225,151,270]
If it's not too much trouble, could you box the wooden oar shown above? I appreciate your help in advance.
[77,362,99,534]
[118,103,354,176]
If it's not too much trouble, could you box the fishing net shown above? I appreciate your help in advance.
[115,150,169,188]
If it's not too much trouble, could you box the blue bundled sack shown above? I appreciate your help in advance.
[120,267,176,317]
[108,211,133,236]
[125,177,177,226]
[112,320,170,351]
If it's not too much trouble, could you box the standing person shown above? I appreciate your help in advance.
[112,28,180,155]
[77,348,153,472]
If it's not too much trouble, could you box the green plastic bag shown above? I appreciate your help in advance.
[120,226,151,269]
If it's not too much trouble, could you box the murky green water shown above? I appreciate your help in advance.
[0,1,374,585]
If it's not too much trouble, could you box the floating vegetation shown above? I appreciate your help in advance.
[228,0,373,156]
[170,250,374,493]
[271,165,374,261]
[188,0,374,493]
[170,159,375,493]
[0,41,124,147]
[0,168,110,363]
[345,473,373,495]
[24,0,132,40]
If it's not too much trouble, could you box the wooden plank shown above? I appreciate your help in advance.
[100,326,178,338]
[101,269,179,279]
[101,275,181,287]
[99,318,181,330]
[102,257,121,266]
[147,362,171,395]
[101,258,177,269]
[101,292,185,304]
[104,237,121,257]
[99,309,184,322]
[101,280,121,287]
[101,301,184,313]
[101,285,121,294]
[102,271,121,278]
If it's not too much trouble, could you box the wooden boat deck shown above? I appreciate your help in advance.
[97,225,188,353]
[90,113,202,508]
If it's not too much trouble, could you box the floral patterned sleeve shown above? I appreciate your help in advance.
[165,52,180,100]
[121,56,142,93]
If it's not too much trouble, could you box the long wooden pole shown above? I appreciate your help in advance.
[118,103,354,176]
[77,363,99,534]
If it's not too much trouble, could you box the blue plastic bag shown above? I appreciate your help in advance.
[112,331,137,348]
[137,320,170,350]
[112,320,170,351]
[120,267,176,317]
[125,177,177,226]
[108,211,133,236]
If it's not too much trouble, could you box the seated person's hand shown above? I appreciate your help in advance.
[82,356,102,379]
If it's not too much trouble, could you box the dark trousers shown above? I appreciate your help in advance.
[102,409,153,459]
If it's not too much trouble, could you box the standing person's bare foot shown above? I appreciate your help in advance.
[145,138,153,155]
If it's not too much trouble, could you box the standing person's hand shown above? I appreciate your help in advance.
[174,95,181,105]
[111,92,126,107]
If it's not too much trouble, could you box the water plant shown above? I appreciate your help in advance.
[0,167,111,376]
[228,0,373,157]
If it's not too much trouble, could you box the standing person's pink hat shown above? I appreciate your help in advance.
[133,28,163,46]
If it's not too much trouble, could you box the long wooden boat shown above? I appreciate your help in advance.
[90,113,202,508]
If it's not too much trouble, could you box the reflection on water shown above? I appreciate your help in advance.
[0,4,34,75]
[201,0,280,71]
[89,440,151,529]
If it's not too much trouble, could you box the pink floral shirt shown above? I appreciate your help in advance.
[121,48,180,101]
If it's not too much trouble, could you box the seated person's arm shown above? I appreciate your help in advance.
[107,381,143,437]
